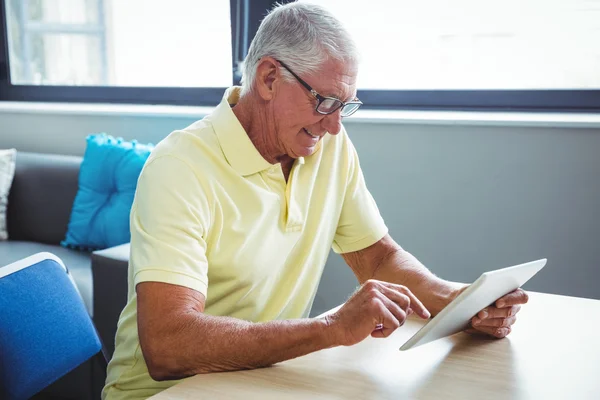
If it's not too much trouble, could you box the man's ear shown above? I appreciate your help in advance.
[254,57,279,101]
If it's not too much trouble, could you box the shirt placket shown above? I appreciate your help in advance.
[264,164,304,232]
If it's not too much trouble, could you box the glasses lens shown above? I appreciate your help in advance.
[317,97,343,114]
[340,102,361,117]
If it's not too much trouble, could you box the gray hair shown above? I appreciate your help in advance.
[240,2,359,96]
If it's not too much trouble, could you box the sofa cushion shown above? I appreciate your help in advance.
[0,149,17,241]
[62,134,153,251]
[0,242,93,316]
[7,152,82,245]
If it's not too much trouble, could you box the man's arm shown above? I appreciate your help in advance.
[341,234,466,316]
[137,278,429,381]
[342,234,529,338]
[137,282,331,381]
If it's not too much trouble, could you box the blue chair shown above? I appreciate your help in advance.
[0,252,108,400]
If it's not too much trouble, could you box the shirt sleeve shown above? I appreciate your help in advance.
[130,154,211,297]
[332,133,388,254]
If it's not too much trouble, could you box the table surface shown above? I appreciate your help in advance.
[150,292,600,400]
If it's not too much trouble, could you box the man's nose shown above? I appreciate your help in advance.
[321,109,343,136]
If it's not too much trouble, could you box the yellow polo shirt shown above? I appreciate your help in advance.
[103,87,388,399]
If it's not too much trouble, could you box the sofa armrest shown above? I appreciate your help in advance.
[92,243,130,358]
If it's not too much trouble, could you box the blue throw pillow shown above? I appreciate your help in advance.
[62,133,153,250]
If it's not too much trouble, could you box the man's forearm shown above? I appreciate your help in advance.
[372,249,467,316]
[143,313,336,380]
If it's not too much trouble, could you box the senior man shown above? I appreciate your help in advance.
[103,2,528,399]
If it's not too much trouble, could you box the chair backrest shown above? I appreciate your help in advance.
[0,252,104,400]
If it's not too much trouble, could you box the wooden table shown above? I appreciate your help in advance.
[150,292,600,399]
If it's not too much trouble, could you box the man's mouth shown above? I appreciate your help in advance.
[303,128,319,139]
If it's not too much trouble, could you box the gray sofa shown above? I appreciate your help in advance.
[0,151,130,400]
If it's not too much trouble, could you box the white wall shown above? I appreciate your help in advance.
[1,107,599,316]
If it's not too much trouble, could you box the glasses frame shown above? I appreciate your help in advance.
[276,59,363,117]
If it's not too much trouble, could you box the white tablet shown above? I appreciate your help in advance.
[399,258,547,351]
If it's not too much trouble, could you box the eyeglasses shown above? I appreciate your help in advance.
[276,60,363,117]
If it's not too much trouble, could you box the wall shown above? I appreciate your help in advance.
[1,108,598,316]
[312,122,600,316]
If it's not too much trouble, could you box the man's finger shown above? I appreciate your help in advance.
[376,285,411,311]
[466,325,511,338]
[376,293,407,329]
[477,305,521,320]
[472,315,517,328]
[370,298,401,338]
[496,288,529,308]
[382,282,430,319]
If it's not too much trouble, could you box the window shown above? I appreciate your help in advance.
[302,0,600,111]
[5,0,232,87]
[1,0,599,110]
[305,0,600,91]
[0,0,272,105]
[7,0,107,86]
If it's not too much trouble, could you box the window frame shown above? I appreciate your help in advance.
[1,0,599,112]
[357,89,600,112]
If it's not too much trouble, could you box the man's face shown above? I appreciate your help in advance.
[272,58,358,159]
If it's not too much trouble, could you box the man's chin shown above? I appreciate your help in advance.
[295,146,316,158]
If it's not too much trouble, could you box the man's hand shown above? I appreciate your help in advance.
[325,279,430,346]
[465,288,529,338]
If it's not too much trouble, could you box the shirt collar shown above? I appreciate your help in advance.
[211,86,307,176]
[210,87,273,176]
